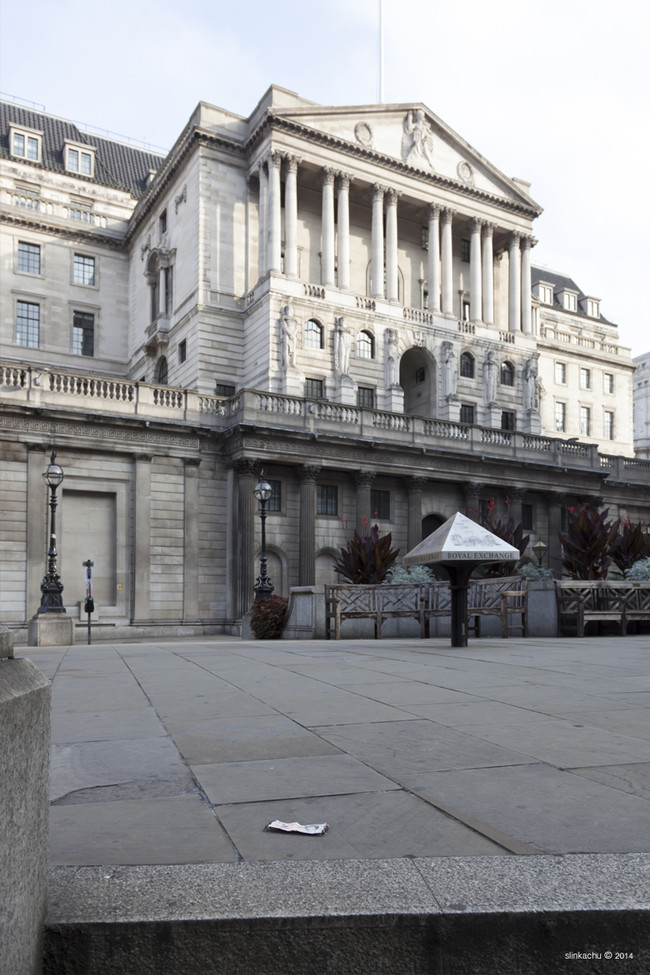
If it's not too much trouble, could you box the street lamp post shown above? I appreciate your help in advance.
[38,451,66,614]
[253,472,274,601]
[533,538,548,567]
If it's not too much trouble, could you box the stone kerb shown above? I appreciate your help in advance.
[0,627,51,975]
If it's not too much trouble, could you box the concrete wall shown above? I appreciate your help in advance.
[0,630,51,975]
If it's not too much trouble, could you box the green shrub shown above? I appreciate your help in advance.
[518,562,554,581]
[383,564,437,584]
[610,520,650,574]
[250,596,289,639]
[625,557,650,581]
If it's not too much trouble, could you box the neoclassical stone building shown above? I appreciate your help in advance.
[1,87,646,638]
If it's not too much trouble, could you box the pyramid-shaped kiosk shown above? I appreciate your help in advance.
[403,512,520,646]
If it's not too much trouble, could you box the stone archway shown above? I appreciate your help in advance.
[399,347,437,416]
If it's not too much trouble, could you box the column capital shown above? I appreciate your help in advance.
[508,486,526,503]
[470,216,483,233]
[235,458,259,477]
[285,155,301,174]
[372,183,387,201]
[354,470,376,487]
[520,234,533,251]
[482,222,496,239]
[428,202,441,219]
[321,167,336,186]
[464,481,483,496]
[441,207,455,224]
[299,465,321,482]
[386,187,401,204]
[268,150,283,169]
[509,230,522,246]
[408,476,427,493]
[336,172,354,189]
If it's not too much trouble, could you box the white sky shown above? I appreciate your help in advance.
[2,0,648,354]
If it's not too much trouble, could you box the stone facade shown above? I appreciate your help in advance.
[1,88,647,639]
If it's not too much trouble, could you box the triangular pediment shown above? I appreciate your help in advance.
[272,101,540,211]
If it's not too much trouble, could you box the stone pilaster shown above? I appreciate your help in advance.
[464,481,483,522]
[355,470,376,535]
[133,454,153,621]
[236,459,258,615]
[258,163,268,279]
[507,486,525,529]
[26,444,48,619]
[183,459,200,620]
[407,476,426,551]
[427,204,441,313]
[521,235,533,334]
[299,466,321,586]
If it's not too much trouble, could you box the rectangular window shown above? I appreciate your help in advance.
[555,401,566,432]
[555,362,566,384]
[72,311,95,357]
[370,489,390,521]
[159,209,167,234]
[604,373,614,394]
[305,378,324,398]
[16,301,40,347]
[178,339,187,364]
[460,239,470,262]
[500,411,515,431]
[17,242,41,274]
[580,406,591,436]
[459,403,475,424]
[539,284,553,304]
[12,131,40,160]
[317,484,338,516]
[215,383,235,396]
[67,147,93,175]
[414,367,425,384]
[267,480,282,513]
[73,253,95,286]
[357,386,375,409]
[604,411,615,440]
[522,504,534,531]
[580,367,591,389]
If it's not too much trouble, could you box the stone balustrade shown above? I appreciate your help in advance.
[2,360,648,481]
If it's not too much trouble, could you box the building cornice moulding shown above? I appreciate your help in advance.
[0,209,126,250]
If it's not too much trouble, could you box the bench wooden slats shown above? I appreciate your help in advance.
[325,577,528,640]
[555,580,650,636]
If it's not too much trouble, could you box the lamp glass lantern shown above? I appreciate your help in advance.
[39,450,66,613]
[253,472,274,601]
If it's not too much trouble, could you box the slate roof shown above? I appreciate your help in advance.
[0,101,165,198]
[531,265,611,324]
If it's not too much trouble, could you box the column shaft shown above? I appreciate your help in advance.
[407,478,425,552]
[386,190,399,302]
[371,185,385,299]
[509,232,522,332]
[441,210,454,315]
[427,205,441,313]
[470,218,482,322]
[237,461,258,615]
[267,153,282,273]
[482,224,494,325]
[183,460,200,620]
[521,237,533,334]
[299,467,320,586]
[337,175,351,289]
[258,166,268,278]
[322,169,336,287]
[284,157,298,277]
[355,472,375,535]
[133,455,152,621]
[464,482,483,523]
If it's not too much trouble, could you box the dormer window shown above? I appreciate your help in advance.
[10,126,42,162]
[65,142,95,177]
[586,298,600,318]
[537,283,554,305]
[560,290,578,312]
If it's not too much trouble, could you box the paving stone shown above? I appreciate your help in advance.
[51,707,165,744]
[569,763,650,800]
[172,714,342,764]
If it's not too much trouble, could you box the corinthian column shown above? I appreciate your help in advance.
[482,223,494,325]
[521,236,533,334]
[407,477,425,552]
[258,164,268,278]
[284,156,299,277]
[299,466,320,585]
[321,168,336,287]
[371,185,385,299]
[355,470,375,535]
[427,204,441,313]
[386,189,399,302]
[441,209,454,315]
[509,232,522,332]
[236,459,258,615]
[337,174,351,289]
[267,152,282,273]
[470,217,483,323]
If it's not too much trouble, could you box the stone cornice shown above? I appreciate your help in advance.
[247,114,542,220]
[0,209,126,250]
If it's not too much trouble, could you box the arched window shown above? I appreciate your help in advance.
[156,356,168,385]
[501,361,515,386]
[356,330,375,359]
[460,352,475,378]
[304,319,324,350]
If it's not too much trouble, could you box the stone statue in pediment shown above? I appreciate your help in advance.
[401,110,435,169]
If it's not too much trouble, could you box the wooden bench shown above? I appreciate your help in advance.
[325,577,528,640]
[555,580,650,636]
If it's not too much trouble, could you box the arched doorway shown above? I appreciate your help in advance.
[421,513,445,540]
[399,347,437,416]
